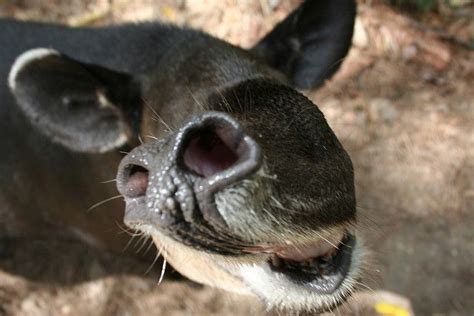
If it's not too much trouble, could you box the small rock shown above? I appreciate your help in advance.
[422,70,446,85]
[268,0,280,10]
[402,44,418,60]
[353,18,368,48]
[369,98,399,123]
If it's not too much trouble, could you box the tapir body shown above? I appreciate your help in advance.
[0,1,362,312]
[0,22,195,251]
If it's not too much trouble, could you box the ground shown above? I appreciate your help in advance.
[0,0,473,315]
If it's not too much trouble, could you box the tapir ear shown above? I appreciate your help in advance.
[8,48,141,153]
[252,0,356,89]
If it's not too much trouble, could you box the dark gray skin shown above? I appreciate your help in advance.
[0,0,361,312]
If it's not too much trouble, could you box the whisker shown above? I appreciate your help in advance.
[262,207,282,226]
[132,234,144,248]
[145,246,162,275]
[328,56,348,75]
[122,229,146,252]
[144,100,173,132]
[87,195,123,212]
[268,196,306,215]
[158,257,167,285]
[138,135,144,144]
[215,87,232,112]
[231,90,243,113]
[187,86,206,111]
[314,231,339,249]
[123,235,137,252]
[283,105,314,133]
[259,173,278,181]
[119,150,129,155]
[135,235,151,254]
[356,206,382,229]
[145,134,158,140]
[115,221,142,237]
[100,178,116,184]
[353,280,376,294]
[143,238,156,255]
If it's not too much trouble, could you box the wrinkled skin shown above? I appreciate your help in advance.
[1,0,363,312]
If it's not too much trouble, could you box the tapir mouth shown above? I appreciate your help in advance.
[244,232,356,295]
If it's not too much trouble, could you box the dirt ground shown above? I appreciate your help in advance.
[0,0,473,315]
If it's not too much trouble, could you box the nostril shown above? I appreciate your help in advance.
[182,127,239,178]
[122,164,149,198]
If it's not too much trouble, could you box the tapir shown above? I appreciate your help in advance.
[0,0,362,312]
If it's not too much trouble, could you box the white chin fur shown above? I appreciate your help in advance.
[135,222,365,312]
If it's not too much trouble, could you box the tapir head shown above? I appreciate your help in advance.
[8,0,362,312]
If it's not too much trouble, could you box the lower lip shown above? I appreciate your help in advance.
[268,234,355,294]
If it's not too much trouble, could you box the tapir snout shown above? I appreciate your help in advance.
[117,112,261,239]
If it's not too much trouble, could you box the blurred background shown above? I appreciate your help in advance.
[0,0,473,315]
